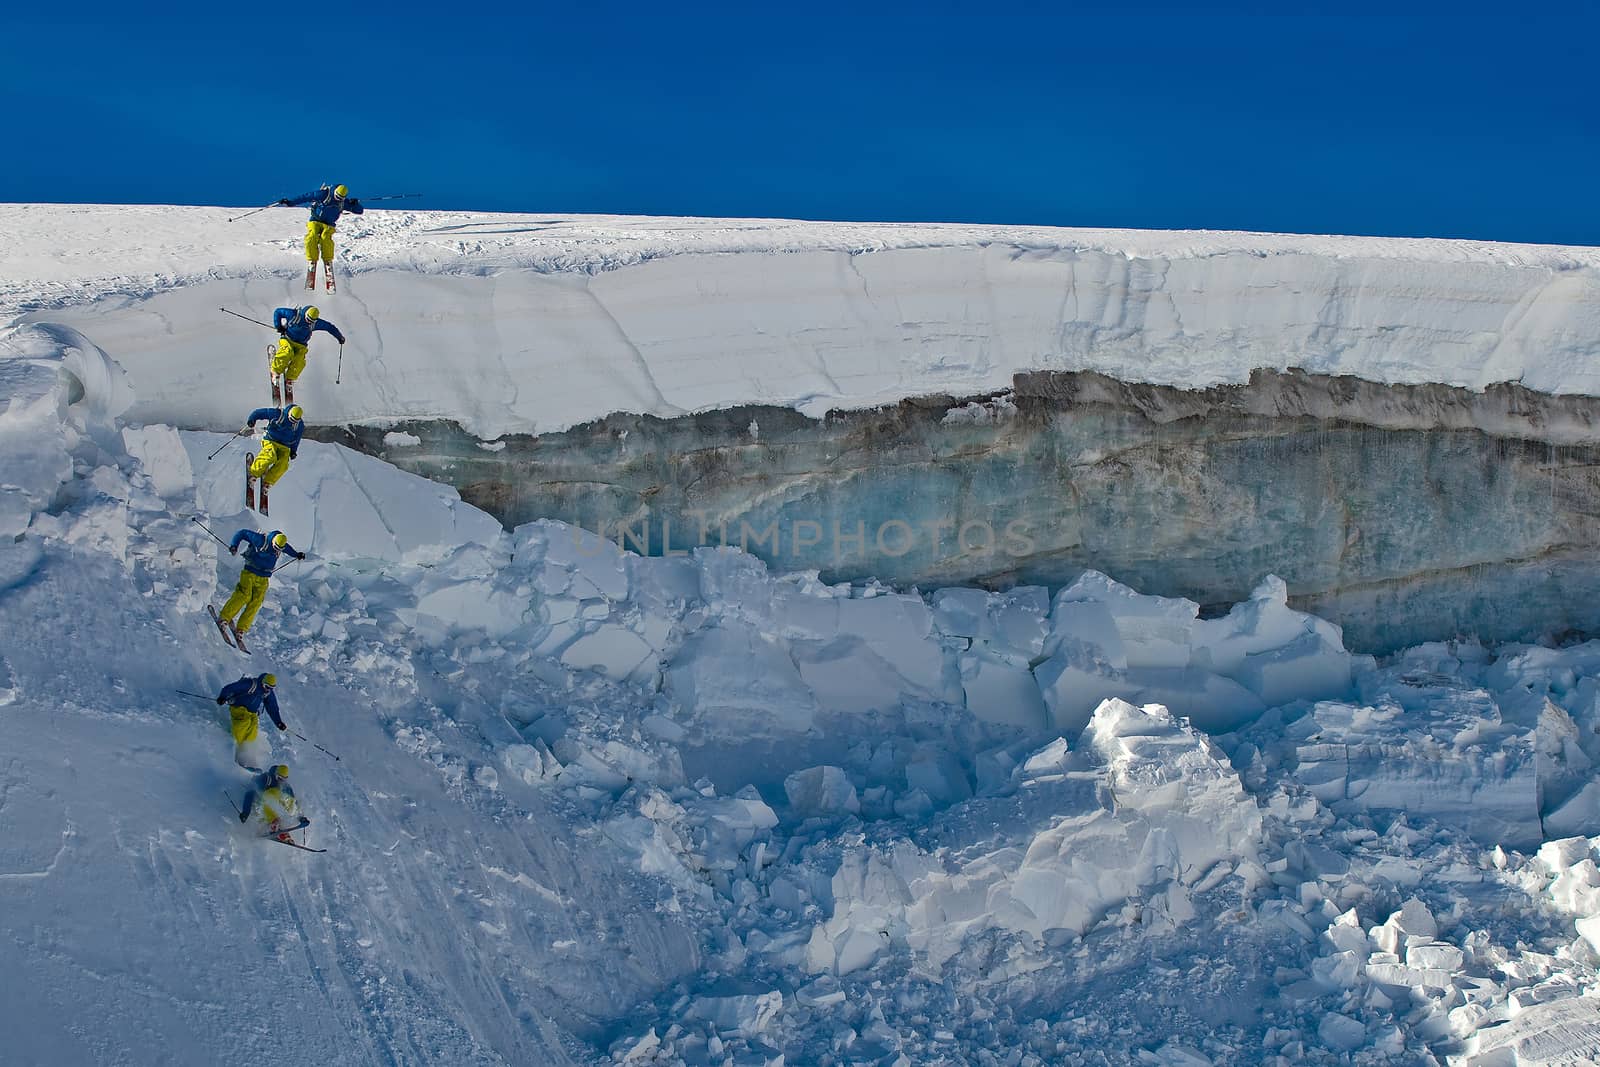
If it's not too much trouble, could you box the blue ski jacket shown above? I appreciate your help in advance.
[285,186,364,225]
[246,406,305,455]
[230,528,302,577]
[273,306,345,346]
[218,674,285,728]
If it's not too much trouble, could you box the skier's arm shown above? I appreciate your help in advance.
[280,191,318,208]
[272,308,292,333]
[344,199,363,215]
[245,406,273,427]
[313,319,345,344]
[265,691,286,731]
[231,529,263,556]
[218,679,244,705]
[240,789,257,821]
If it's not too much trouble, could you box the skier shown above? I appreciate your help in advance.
[244,403,305,501]
[216,673,286,770]
[238,763,309,841]
[212,529,305,652]
[269,305,344,402]
[277,183,363,290]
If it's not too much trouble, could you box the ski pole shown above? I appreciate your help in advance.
[191,516,231,548]
[271,552,309,574]
[336,342,343,385]
[175,689,214,701]
[223,789,242,817]
[359,193,422,203]
[293,732,341,761]
[220,307,275,330]
[206,429,249,461]
[227,202,280,224]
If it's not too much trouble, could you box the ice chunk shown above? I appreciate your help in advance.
[903,746,971,807]
[959,649,1048,732]
[559,625,656,682]
[121,424,193,497]
[1058,571,1197,669]
[1233,631,1352,708]
[666,625,817,734]
[1124,666,1266,734]
[683,988,782,1038]
[783,766,860,818]
[1033,637,1140,741]
[1317,1012,1366,1052]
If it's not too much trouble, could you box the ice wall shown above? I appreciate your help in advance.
[329,370,1600,653]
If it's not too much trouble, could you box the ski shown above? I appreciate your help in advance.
[245,452,256,510]
[264,820,324,852]
[305,264,317,291]
[258,476,269,517]
[207,604,237,648]
[269,365,281,406]
[268,836,327,854]
[228,621,251,654]
[283,378,293,406]
[324,263,336,293]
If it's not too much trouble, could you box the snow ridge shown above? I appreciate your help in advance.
[9,205,1600,438]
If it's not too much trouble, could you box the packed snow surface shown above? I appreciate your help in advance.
[5,290,1600,1065]
[6,204,1600,437]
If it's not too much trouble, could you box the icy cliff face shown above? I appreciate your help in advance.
[324,368,1600,653]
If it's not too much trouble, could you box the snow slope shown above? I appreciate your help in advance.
[6,271,1600,1065]
[6,204,1600,437]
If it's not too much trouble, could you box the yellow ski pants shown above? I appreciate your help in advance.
[271,338,308,381]
[260,786,297,826]
[305,221,336,264]
[250,441,292,488]
[229,705,261,745]
[220,570,271,633]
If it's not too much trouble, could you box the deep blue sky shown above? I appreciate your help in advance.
[4,6,1596,245]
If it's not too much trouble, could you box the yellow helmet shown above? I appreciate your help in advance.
[271,532,287,549]
[333,185,348,199]
[304,306,320,322]
[262,673,277,688]
[287,404,303,420]
[273,764,289,778]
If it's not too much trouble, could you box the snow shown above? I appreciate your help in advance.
[7,205,1600,438]
[5,205,1600,1066]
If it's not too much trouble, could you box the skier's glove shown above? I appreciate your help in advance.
[276,199,291,206]
[230,545,238,556]
[346,200,361,211]
[296,551,307,560]
[277,722,287,731]
[216,696,226,705]
[239,810,248,822]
